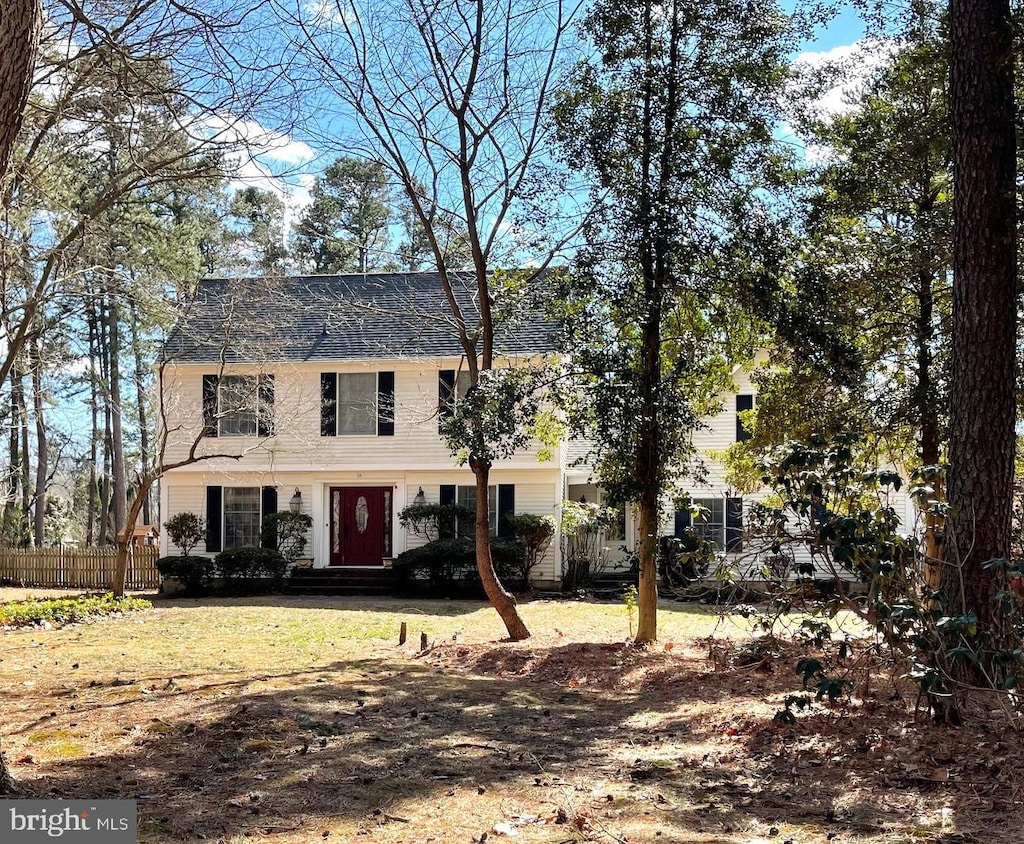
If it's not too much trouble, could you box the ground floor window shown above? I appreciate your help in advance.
[456,485,498,538]
[689,498,725,549]
[677,496,743,552]
[224,487,262,549]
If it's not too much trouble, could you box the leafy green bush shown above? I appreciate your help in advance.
[747,433,1002,720]
[215,547,288,590]
[399,502,474,541]
[261,511,313,565]
[393,537,525,597]
[560,500,620,589]
[505,513,555,589]
[658,531,713,590]
[615,533,712,592]
[0,593,151,628]
[163,512,205,557]
[258,547,290,588]
[155,555,213,594]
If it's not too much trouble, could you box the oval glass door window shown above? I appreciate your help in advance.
[355,496,369,534]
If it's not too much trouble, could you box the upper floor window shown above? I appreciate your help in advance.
[321,371,395,437]
[438,370,471,431]
[202,374,274,438]
[736,394,754,442]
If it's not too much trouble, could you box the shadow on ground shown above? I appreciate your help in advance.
[11,637,1012,843]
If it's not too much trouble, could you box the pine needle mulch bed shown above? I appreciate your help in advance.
[0,595,1021,843]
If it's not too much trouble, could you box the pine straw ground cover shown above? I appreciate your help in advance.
[0,595,1022,843]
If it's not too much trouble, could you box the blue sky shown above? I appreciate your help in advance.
[227,2,871,221]
[800,4,865,52]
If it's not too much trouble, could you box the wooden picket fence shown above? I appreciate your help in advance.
[0,546,160,591]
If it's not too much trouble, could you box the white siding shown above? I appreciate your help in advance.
[161,360,558,472]
[513,483,559,581]
[161,467,561,577]
[167,485,204,519]
[162,474,316,558]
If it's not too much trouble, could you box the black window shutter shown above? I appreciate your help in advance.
[206,486,223,552]
[202,375,218,437]
[497,485,515,537]
[439,484,456,539]
[725,497,743,552]
[438,370,456,432]
[321,373,337,437]
[674,508,692,536]
[261,486,278,549]
[258,374,275,437]
[377,371,395,436]
[736,394,754,442]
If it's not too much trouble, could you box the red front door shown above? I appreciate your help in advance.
[329,487,389,566]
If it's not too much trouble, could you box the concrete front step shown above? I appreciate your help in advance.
[286,567,397,595]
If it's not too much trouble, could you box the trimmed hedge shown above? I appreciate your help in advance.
[155,555,214,595]
[393,537,526,597]
[215,547,288,590]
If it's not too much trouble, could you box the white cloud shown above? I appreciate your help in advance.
[199,113,317,164]
[791,38,898,121]
[302,0,353,27]
[193,113,320,226]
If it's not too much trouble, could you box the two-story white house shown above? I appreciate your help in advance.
[158,272,568,584]
[160,272,885,588]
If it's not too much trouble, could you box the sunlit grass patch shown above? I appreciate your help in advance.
[26,728,87,760]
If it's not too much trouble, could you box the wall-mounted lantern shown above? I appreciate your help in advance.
[289,488,302,513]
[414,487,426,505]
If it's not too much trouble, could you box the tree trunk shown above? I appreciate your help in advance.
[635,486,660,644]
[15,370,30,532]
[30,339,46,547]
[96,293,112,544]
[630,0,672,646]
[86,302,100,546]
[471,459,530,641]
[633,339,661,645]
[106,287,127,540]
[112,476,152,598]
[633,291,662,645]
[942,0,1017,631]
[129,299,151,525]
[0,0,42,180]
[5,367,20,540]
[915,266,943,594]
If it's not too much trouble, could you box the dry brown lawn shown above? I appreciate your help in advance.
[0,593,1020,843]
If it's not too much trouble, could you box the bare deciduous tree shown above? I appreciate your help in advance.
[283,0,581,639]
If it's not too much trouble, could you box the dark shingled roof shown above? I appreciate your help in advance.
[161,271,560,363]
